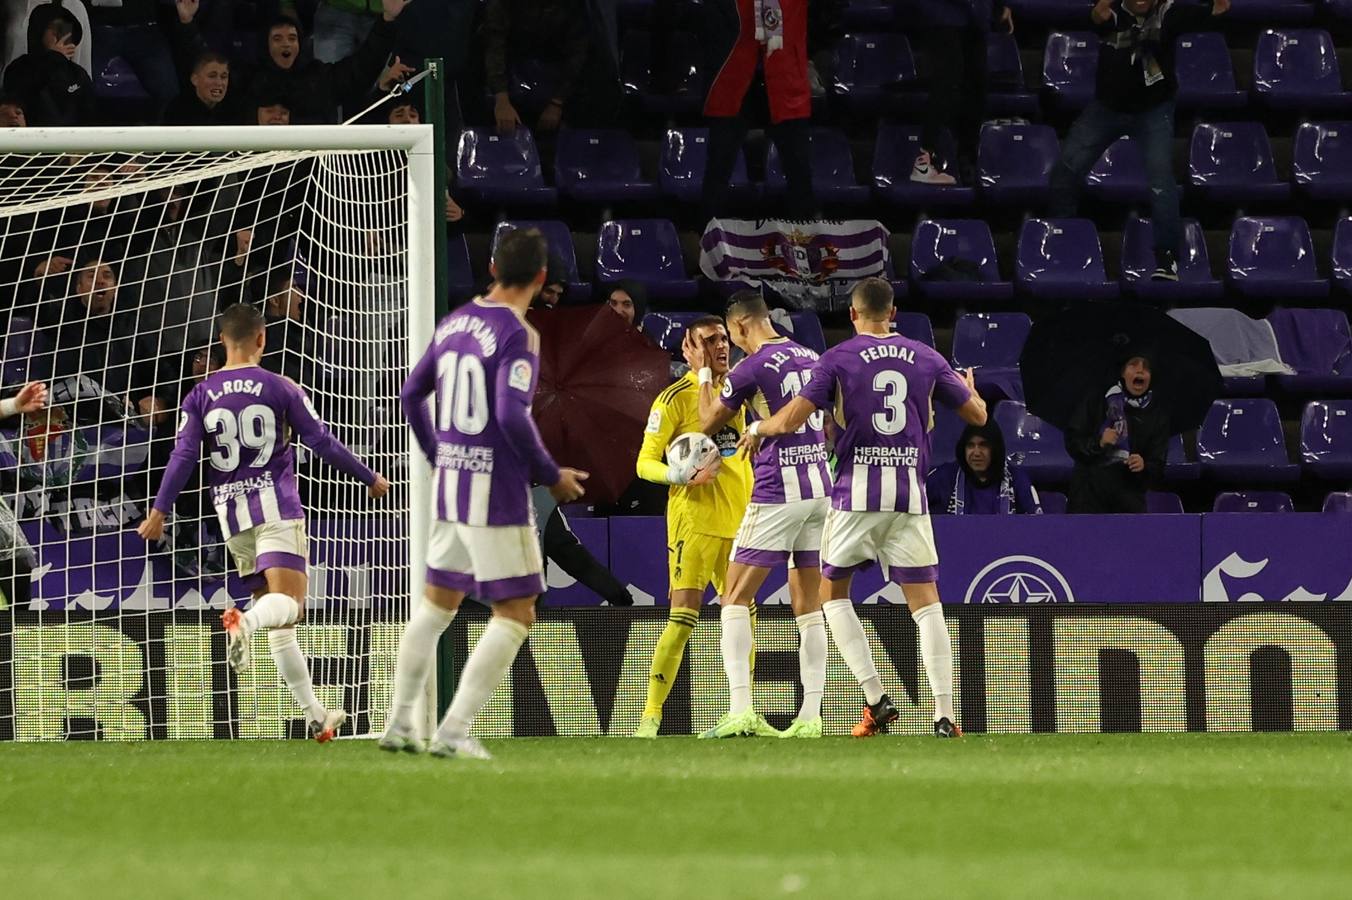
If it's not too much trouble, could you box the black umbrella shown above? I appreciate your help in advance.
[1019,302,1222,435]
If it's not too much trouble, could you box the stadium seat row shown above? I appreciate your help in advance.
[1038,490,1352,514]
[450,213,1352,306]
[455,121,1352,211]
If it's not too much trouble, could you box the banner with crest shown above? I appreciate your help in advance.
[698,218,892,309]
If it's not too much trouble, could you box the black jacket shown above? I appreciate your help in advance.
[1065,390,1170,514]
[1092,0,1220,113]
[2,47,93,125]
[161,90,244,126]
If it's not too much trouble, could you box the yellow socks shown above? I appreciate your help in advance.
[643,607,699,718]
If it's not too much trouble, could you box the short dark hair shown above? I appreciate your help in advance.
[687,314,725,335]
[725,290,769,321]
[267,15,301,37]
[193,50,230,73]
[851,277,894,317]
[492,228,549,289]
[220,303,266,344]
[0,93,25,111]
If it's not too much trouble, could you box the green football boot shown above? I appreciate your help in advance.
[778,716,823,739]
[698,708,759,739]
[633,715,661,738]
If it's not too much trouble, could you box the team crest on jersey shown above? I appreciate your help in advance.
[645,408,663,433]
[509,359,533,392]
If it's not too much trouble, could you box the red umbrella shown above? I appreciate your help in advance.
[528,304,671,505]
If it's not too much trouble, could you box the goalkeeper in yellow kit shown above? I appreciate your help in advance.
[633,315,766,737]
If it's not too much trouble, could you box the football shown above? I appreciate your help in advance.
[666,431,721,485]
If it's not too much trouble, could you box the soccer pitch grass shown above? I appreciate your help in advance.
[4,734,1350,900]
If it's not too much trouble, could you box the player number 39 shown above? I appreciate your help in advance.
[204,404,277,471]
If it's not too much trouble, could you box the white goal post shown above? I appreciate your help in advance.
[0,124,437,740]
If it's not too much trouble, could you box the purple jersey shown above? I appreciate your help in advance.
[153,366,375,537]
[798,333,970,514]
[720,337,831,504]
[401,298,561,528]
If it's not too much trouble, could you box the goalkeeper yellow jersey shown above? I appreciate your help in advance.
[636,371,751,539]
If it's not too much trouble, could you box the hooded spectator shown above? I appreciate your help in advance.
[3,0,92,77]
[602,280,648,329]
[2,4,92,125]
[926,420,1041,515]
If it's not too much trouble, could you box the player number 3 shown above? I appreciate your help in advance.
[204,403,277,471]
[437,351,489,435]
[871,370,908,435]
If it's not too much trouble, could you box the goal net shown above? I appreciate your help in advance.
[0,126,437,740]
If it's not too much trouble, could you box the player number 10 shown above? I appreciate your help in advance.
[437,351,489,435]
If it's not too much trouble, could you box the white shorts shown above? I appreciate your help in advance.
[819,507,938,584]
[426,520,545,602]
[730,498,829,569]
[226,519,308,590]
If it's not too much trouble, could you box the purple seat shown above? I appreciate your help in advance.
[621,30,705,115]
[1042,32,1098,113]
[1267,308,1352,394]
[873,124,976,209]
[1085,138,1151,205]
[1197,399,1300,483]
[505,58,562,113]
[987,33,1038,117]
[1330,0,1352,22]
[1165,434,1200,481]
[952,313,1030,401]
[447,236,475,299]
[1014,218,1118,300]
[1174,33,1247,111]
[1038,490,1068,514]
[772,311,828,354]
[94,55,150,101]
[1332,217,1352,293]
[1292,122,1352,201]
[659,128,756,205]
[1253,29,1352,112]
[831,33,919,113]
[765,128,870,207]
[1006,0,1099,24]
[978,123,1059,206]
[894,312,935,348]
[493,221,588,298]
[455,128,557,208]
[843,0,895,28]
[909,219,1013,303]
[1323,491,1352,512]
[929,401,966,461]
[1188,122,1290,205]
[1226,217,1329,300]
[595,219,697,300]
[1120,217,1223,302]
[995,400,1074,483]
[1223,0,1315,24]
[1,315,49,385]
[1213,491,1296,513]
[1146,491,1185,514]
[1300,400,1352,478]
[639,311,701,360]
[554,129,660,205]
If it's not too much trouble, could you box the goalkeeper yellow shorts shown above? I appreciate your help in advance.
[667,516,732,597]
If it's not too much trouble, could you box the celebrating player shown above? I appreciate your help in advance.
[693,292,831,739]
[632,314,758,738]
[138,304,390,742]
[741,278,987,737]
[380,228,588,760]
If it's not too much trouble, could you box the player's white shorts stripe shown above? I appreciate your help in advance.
[782,466,802,503]
[851,464,868,510]
[806,464,825,499]
[443,468,459,524]
[258,485,281,522]
[907,467,922,515]
[234,493,253,531]
[468,472,492,527]
[879,466,897,512]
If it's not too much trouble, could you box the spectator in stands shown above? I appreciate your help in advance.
[175,0,407,124]
[310,0,382,64]
[0,91,24,125]
[262,269,312,384]
[483,0,618,134]
[905,0,1012,186]
[162,49,239,125]
[700,0,814,218]
[255,93,291,125]
[603,281,647,329]
[1065,353,1169,514]
[83,0,179,112]
[1049,0,1230,281]
[534,257,568,309]
[4,1,92,78]
[532,487,633,607]
[2,4,92,125]
[387,94,418,124]
[927,420,1041,515]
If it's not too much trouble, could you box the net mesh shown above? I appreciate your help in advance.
[0,141,418,740]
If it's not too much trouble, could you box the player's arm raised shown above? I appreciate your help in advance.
[685,329,731,432]
[497,331,587,502]
[137,395,207,541]
[954,368,988,426]
[286,384,389,498]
